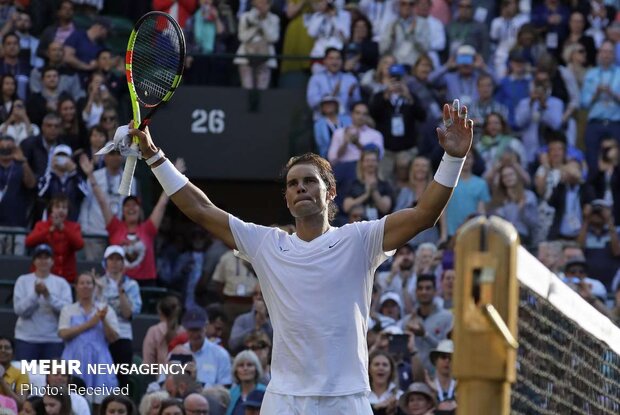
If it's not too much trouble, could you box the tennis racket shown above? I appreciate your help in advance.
[119,11,186,195]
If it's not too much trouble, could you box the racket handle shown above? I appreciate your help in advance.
[119,145,139,196]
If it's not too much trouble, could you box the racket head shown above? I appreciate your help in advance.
[125,11,186,111]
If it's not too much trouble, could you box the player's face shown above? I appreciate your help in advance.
[285,164,334,219]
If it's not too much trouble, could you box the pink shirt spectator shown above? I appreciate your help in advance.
[0,395,17,414]
[327,126,384,165]
[142,321,186,365]
[106,217,157,281]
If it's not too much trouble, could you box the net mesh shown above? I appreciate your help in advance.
[511,284,620,415]
[131,14,183,106]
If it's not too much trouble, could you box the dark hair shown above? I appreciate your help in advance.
[158,398,185,415]
[324,47,343,59]
[282,153,338,221]
[89,124,107,138]
[350,16,373,42]
[100,395,136,415]
[416,274,436,288]
[2,32,18,45]
[43,386,72,415]
[158,295,182,343]
[42,66,60,77]
[206,304,228,324]
[0,74,17,104]
[96,48,112,59]
[48,194,70,211]
[483,111,509,136]
[0,336,14,350]
[25,395,45,415]
[57,96,80,135]
[351,101,368,113]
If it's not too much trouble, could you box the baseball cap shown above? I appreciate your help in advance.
[182,307,208,330]
[32,244,53,258]
[52,144,72,157]
[243,389,265,409]
[104,245,125,259]
[320,95,339,105]
[399,382,437,411]
[591,199,612,209]
[379,292,403,310]
[430,339,454,364]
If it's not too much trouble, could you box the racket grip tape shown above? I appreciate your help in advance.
[118,144,140,195]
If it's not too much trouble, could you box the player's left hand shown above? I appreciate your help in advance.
[436,99,473,158]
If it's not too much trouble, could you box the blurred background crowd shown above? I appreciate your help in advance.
[0,0,619,414]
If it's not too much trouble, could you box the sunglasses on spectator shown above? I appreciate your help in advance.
[248,342,269,350]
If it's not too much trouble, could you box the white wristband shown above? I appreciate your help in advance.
[145,148,165,166]
[152,159,189,196]
[434,152,466,188]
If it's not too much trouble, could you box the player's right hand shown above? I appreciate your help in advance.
[127,121,159,159]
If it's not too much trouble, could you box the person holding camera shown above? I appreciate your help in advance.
[379,0,430,68]
[305,0,351,63]
[588,136,620,223]
[0,135,35,231]
[370,63,426,180]
[0,98,40,144]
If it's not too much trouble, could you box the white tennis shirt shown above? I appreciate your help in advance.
[230,215,394,396]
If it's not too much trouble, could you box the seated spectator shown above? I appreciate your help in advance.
[313,95,352,159]
[0,135,36,230]
[13,244,72,360]
[100,395,136,415]
[27,67,72,127]
[242,331,272,385]
[20,112,67,180]
[98,106,119,140]
[226,350,266,415]
[78,149,137,260]
[306,48,361,118]
[563,257,609,314]
[513,23,549,69]
[0,99,40,144]
[36,145,86,222]
[476,112,526,172]
[180,308,232,387]
[342,146,393,221]
[328,103,384,186]
[428,340,456,411]
[79,72,117,129]
[376,291,404,329]
[59,272,119,406]
[534,132,570,219]
[158,399,185,415]
[79,125,107,170]
[93,49,123,101]
[234,0,280,90]
[41,366,91,414]
[482,148,531,189]
[21,395,44,415]
[343,16,379,77]
[547,160,594,240]
[30,41,84,101]
[400,275,453,372]
[379,0,430,67]
[577,199,620,290]
[138,391,169,415]
[14,12,44,70]
[183,393,210,415]
[368,350,402,414]
[588,136,620,224]
[469,74,509,133]
[97,245,143,389]
[437,268,455,310]
[360,54,396,99]
[25,195,84,282]
[36,1,76,61]
[142,296,185,365]
[0,74,18,122]
[63,17,110,75]
[376,244,415,300]
[488,163,539,247]
[495,48,533,130]
[305,0,351,61]
[211,249,258,317]
[205,305,229,346]
[369,64,426,179]
[57,97,86,151]
[0,32,31,100]
[399,382,437,415]
[0,337,28,408]
[42,388,72,415]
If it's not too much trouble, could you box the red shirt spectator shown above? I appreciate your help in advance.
[25,195,84,282]
[152,0,199,29]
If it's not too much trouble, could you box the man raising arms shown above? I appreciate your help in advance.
[131,100,472,414]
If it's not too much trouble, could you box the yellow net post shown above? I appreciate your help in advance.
[453,216,520,414]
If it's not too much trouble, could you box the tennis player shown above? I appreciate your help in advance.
[130,99,473,414]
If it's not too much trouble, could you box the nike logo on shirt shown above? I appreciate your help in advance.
[328,240,341,248]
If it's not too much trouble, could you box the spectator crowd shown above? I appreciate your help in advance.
[0,0,619,414]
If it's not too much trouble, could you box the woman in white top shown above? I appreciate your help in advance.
[0,99,40,144]
[368,350,402,414]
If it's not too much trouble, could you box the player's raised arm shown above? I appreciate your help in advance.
[383,100,473,252]
[129,126,236,249]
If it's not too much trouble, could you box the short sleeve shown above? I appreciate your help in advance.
[143,219,158,238]
[352,217,394,270]
[104,305,120,334]
[228,216,274,261]
[58,304,73,330]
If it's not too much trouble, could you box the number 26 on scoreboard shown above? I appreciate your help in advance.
[191,109,225,134]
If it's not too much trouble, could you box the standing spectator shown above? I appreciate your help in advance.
[394,155,431,213]
[360,54,396,99]
[78,149,137,260]
[580,40,620,176]
[57,96,86,150]
[30,42,84,101]
[59,272,119,408]
[305,0,351,61]
[469,74,509,132]
[438,268,454,310]
[0,0,15,38]
[447,0,490,60]
[0,99,40,144]
[495,48,533,130]
[180,307,232,387]
[13,244,72,360]
[86,155,170,284]
[534,133,569,202]
[562,11,596,67]
[63,18,110,75]
[36,1,76,60]
[0,135,36,233]
[27,66,71,126]
[190,0,226,54]
[142,296,186,365]
[306,48,361,118]
[488,163,539,247]
[313,95,352,159]
[97,245,143,389]
[530,0,570,59]
[514,73,564,166]
[443,152,489,238]
[376,243,415,300]
[359,0,397,42]
[20,112,66,179]
[25,194,84,282]
[211,249,257,316]
[14,12,44,70]
[36,144,87,221]
[0,74,17,122]
[81,125,107,169]
[342,146,394,221]
[379,0,431,68]
[229,284,273,354]
[414,0,445,69]
[93,49,123,101]
[343,17,379,77]
[226,350,266,415]
[80,72,117,129]
[234,0,280,90]
[0,337,28,409]
[369,63,426,179]
[368,350,402,414]
[153,0,199,29]
[0,32,31,100]
[427,340,456,410]
[588,136,620,224]
[490,0,529,78]
[279,0,314,74]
